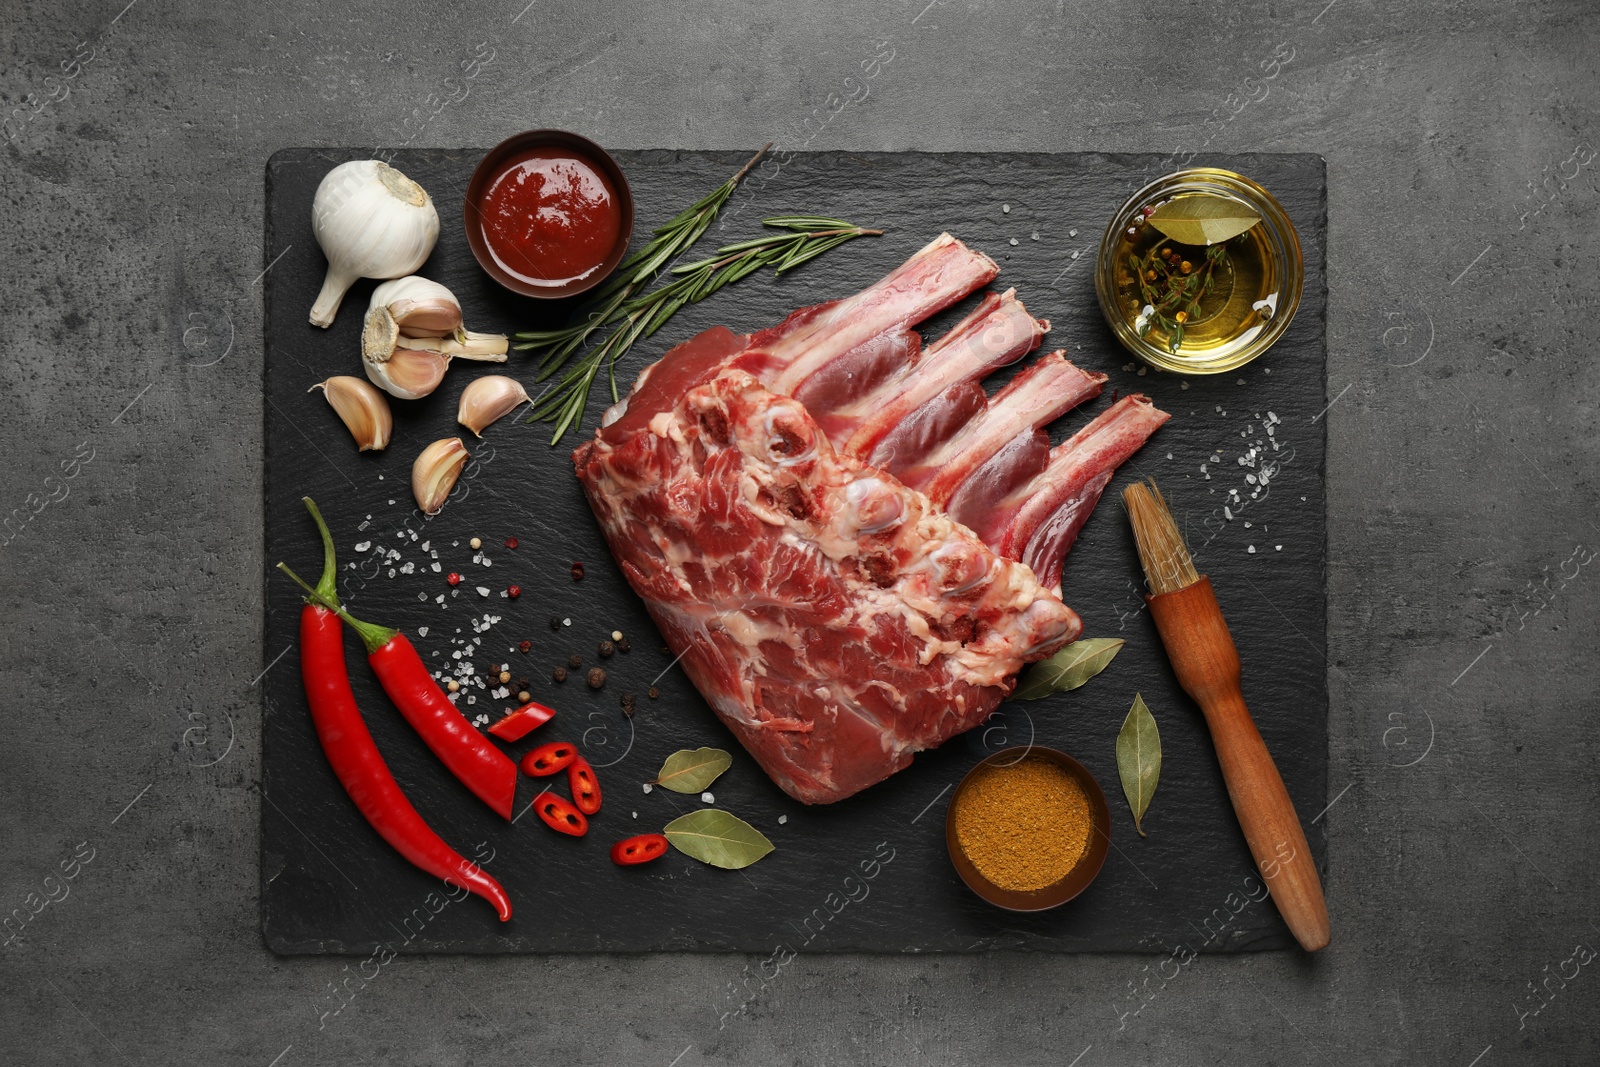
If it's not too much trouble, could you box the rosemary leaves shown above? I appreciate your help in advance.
[513,149,882,443]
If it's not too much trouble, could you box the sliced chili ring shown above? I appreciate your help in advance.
[568,758,602,815]
[488,700,557,743]
[610,833,669,866]
[531,792,588,837]
[519,741,578,777]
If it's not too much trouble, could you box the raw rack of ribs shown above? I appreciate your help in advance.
[573,234,1169,804]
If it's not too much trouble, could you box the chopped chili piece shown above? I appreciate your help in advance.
[610,833,669,866]
[487,700,557,743]
[520,741,578,777]
[532,792,588,837]
[568,758,602,815]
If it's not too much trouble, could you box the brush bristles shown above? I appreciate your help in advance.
[1123,478,1200,595]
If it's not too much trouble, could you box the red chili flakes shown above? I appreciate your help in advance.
[505,536,520,550]
[446,572,463,586]
[518,640,532,654]
[507,584,522,599]
[570,561,585,581]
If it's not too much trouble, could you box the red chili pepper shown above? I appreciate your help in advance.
[279,497,511,921]
[610,834,669,866]
[568,758,602,815]
[519,741,577,777]
[487,700,556,743]
[531,791,588,836]
[282,508,519,821]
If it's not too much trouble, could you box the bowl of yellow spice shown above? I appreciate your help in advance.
[946,747,1111,911]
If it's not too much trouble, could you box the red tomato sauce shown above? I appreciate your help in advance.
[477,147,620,287]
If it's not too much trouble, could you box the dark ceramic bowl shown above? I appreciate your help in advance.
[945,746,1112,912]
[463,129,634,300]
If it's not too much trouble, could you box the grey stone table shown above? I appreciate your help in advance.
[2,1,1595,1064]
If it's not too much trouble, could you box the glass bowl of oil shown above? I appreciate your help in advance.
[1095,168,1303,375]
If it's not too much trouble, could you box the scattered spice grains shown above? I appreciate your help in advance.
[504,536,519,549]
[598,640,615,658]
[616,636,631,654]
[507,584,521,599]
[568,654,583,670]
[586,667,606,689]
[647,686,660,700]
[517,690,531,702]
[620,692,635,717]
[518,640,532,653]
[570,561,585,581]
[953,756,1092,892]
[552,666,568,683]
[469,537,482,550]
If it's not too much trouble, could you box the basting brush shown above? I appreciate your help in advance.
[1123,478,1331,952]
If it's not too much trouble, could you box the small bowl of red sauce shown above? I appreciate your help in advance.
[464,130,634,300]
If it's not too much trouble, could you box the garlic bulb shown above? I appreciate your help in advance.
[310,160,440,328]
[362,277,508,400]
[413,438,469,515]
[457,375,531,437]
[310,376,392,451]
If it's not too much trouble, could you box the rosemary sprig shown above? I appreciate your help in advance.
[519,205,883,442]
[514,145,770,385]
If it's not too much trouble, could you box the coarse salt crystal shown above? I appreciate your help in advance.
[1180,381,1190,390]
[476,586,491,597]
[1008,237,1018,246]
[1275,545,1283,551]
[778,815,788,825]
[1068,228,1078,237]
[1001,203,1011,213]
[386,568,396,578]
[642,783,652,794]
[435,594,445,605]
[1247,545,1256,554]
[1224,506,1234,520]
[431,562,441,572]
[701,792,715,803]
[418,626,429,637]
[354,541,371,552]
[563,618,572,627]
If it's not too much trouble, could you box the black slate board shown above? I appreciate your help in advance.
[262,148,1327,955]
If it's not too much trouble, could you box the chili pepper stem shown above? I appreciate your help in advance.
[277,561,399,655]
[301,496,340,606]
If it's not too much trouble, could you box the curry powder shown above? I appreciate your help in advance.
[953,756,1091,892]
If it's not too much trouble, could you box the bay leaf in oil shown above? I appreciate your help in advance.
[1146,194,1261,246]
[651,747,734,793]
[1010,638,1125,701]
[1116,693,1162,837]
[664,809,775,869]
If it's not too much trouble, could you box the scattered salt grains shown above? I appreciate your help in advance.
[1008,237,1018,246]
[421,540,430,551]
[386,568,396,578]
[1124,362,1137,372]
[1180,381,1190,390]
[418,626,429,637]
[1223,506,1234,520]
[387,499,395,505]
[632,812,638,819]
[1247,545,1256,554]
[1070,250,1080,260]
[642,783,653,794]
[701,792,715,803]
[1001,203,1011,213]
[466,695,476,704]
[1275,545,1283,551]
[435,594,445,605]
[1243,521,1253,528]
[492,687,509,699]
[1165,452,1172,460]
[1030,231,1040,241]
[476,586,491,597]
[1237,379,1246,386]
[778,815,788,825]
[401,562,415,574]
[1068,228,1078,238]
[431,562,441,572]
[417,591,428,602]
[1136,366,1146,376]
[452,650,463,659]
[354,540,371,552]
[563,617,572,627]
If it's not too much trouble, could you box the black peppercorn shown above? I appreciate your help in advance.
[647,686,660,700]
[586,667,606,689]
[616,637,631,654]
[548,616,561,631]
[568,654,582,670]
[598,640,615,658]
[552,666,568,683]
[620,692,635,717]
[570,561,585,581]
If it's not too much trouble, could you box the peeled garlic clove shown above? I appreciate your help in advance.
[310,376,392,451]
[413,437,469,515]
[310,161,440,328]
[457,375,531,437]
[371,276,462,338]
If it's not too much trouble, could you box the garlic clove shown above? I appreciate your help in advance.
[457,375,531,437]
[362,304,447,399]
[310,161,440,328]
[310,376,392,451]
[413,437,469,515]
[367,347,449,400]
[371,276,462,338]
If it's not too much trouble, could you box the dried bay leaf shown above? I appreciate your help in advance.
[664,809,775,869]
[1116,693,1162,837]
[651,747,733,793]
[1010,638,1126,701]
[1147,194,1260,246]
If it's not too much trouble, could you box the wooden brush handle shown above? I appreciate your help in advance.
[1147,577,1331,952]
